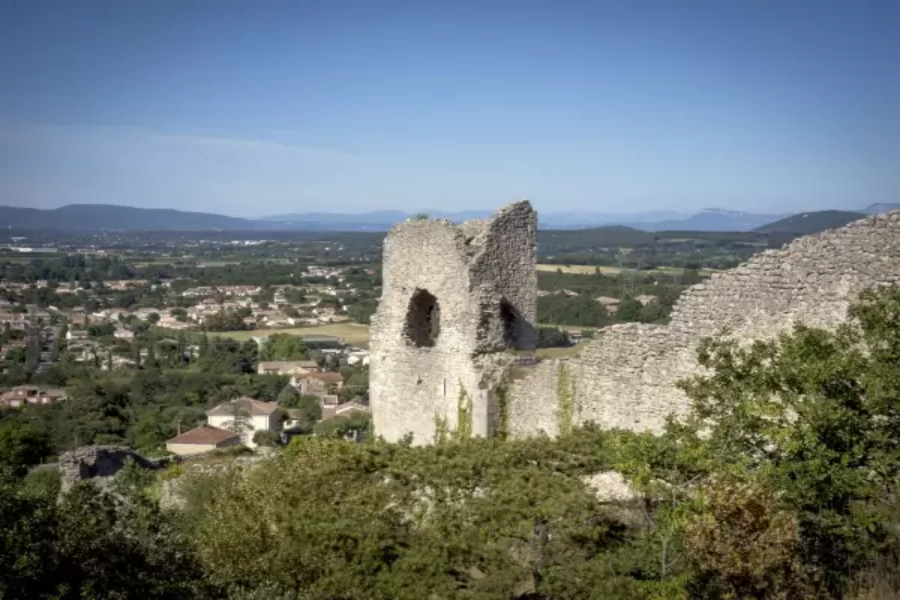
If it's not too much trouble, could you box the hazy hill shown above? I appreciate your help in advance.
[0,204,256,231]
[263,210,410,226]
[754,210,866,235]
[862,203,900,215]
[262,208,788,231]
[538,225,655,248]
[637,209,786,232]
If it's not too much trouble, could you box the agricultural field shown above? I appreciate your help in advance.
[219,322,586,357]
[536,263,723,277]
[536,264,622,275]
[219,323,372,347]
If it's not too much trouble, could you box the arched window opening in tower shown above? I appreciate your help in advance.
[405,289,441,348]
[500,299,519,348]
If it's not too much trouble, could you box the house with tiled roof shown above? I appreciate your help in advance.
[291,371,344,395]
[0,385,68,408]
[321,400,369,421]
[165,425,240,456]
[206,396,282,448]
[257,360,318,376]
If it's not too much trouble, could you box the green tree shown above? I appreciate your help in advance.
[259,334,308,361]
[195,434,635,599]
[347,299,378,325]
[202,310,248,332]
[275,384,300,406]
[0,421,51,477]
[637,301,667,323]
[615,296,643,322]
[128,411,172,451]
[252,430,280,447]
[613,285,900,597]
[281,394,321,433]
[314,413,371,441]
[0,469,213,598]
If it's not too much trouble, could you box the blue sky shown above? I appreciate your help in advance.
[0,0,897,218]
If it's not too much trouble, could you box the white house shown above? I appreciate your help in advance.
[347,350,370,366]
[206,396,282,448]
[114,328,135,339]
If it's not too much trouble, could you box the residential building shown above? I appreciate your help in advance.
[114,328,135,339]
[158,316,190,330]
[165,425,241,456]
[0,312,30,331]
[292,371,344,395]
[321,400,370,420]
[206,396,281,448]
[0,385,68,408]
[346,350,370,366]
[257,360,318,376]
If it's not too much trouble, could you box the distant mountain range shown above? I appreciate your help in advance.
[0,204,256,231]
[1,203,897,233]
[262,205,900,232]
[260,208,783,231]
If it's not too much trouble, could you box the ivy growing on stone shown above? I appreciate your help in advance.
[454,382,473,440]
[432,413,449,444]
[492,381,510,440]
[557,363,575,435]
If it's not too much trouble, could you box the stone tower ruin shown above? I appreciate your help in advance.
[369,201,537,444]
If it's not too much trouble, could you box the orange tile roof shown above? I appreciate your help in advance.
[206,396,280,417]
[167,426,239,445]
[294,371,343,382]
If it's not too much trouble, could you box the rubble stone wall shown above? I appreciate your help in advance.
[58,445,173,493]
[507,211,900,436]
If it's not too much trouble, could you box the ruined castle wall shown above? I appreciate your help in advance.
[509,211,900,436]
[370,220,480,444]
[59,445,173,494]
[469,203,539,352]
[506,360,561,438]
[370,201,538,444]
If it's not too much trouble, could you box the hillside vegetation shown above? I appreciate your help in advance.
[3,285,900,598]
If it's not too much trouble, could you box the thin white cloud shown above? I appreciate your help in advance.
[0,121,412,215]
[149,132,392,166]
[0,121,397,166]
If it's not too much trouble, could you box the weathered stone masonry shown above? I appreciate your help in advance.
[509,209,900,437]
[371,204,900,443]
[369,201,537,444]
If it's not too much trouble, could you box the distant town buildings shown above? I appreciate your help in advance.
[0,385,68,408]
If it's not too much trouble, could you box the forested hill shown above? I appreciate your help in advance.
[754,210,866,235]
[538,225,656,247]
[0,204,256,231]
